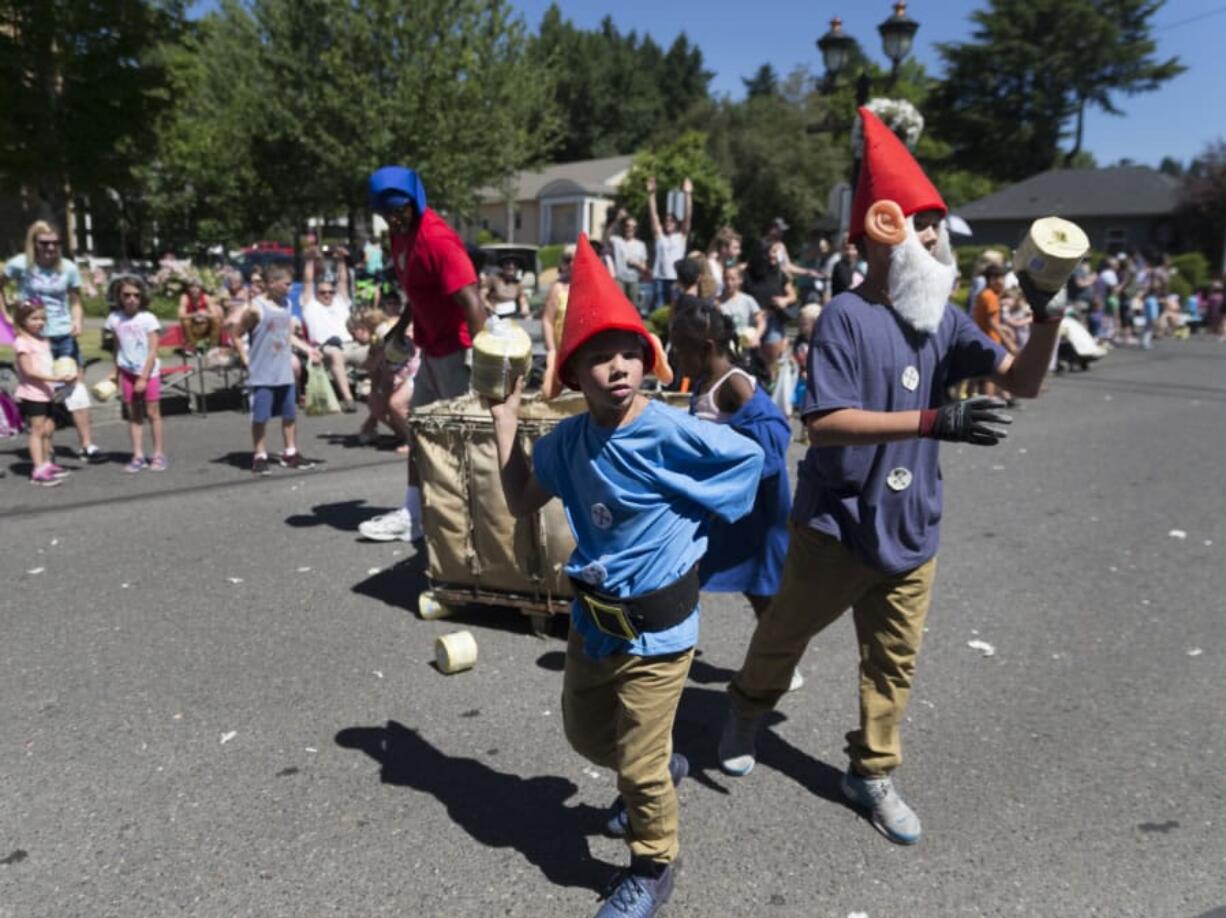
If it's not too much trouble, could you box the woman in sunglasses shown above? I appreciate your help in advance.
[1,220,102,460]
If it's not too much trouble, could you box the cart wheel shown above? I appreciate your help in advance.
[418,590,452,621]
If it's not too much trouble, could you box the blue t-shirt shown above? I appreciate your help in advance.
[4,255,81,338]
[533,399,763,659]
[794,292,1007,574]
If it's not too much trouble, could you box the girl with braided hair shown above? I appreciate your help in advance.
[669,299,798,686]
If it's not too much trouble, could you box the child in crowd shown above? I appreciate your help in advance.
[105,276,167,472]
[488,235,763,918]
[357,301,418,452]
[669,300,799,688]
[226,264,320,475]
[1002,286,1033,351]
[13,300,76,486]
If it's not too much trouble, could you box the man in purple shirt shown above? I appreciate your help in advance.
[717,108,1068,846]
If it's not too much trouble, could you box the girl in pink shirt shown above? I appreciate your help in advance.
[13,300,76,486]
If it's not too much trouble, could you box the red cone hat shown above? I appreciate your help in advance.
[849,106,946,242]
[550,233,669,397]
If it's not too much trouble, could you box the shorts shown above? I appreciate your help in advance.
[322,338,369,367]
[48,335,82,367]
[411,349,471,409]
[19,399,52,419]
[120,369,161,403]
[250,384,297,423]
[762,312,788,345]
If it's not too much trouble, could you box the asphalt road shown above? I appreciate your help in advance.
[1,339,1224,918]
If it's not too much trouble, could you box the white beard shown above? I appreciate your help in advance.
[887,218,958,335]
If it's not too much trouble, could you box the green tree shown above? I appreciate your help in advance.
[0,0,186,232]
[530,5,710,162]
[144,0,558,252]
[742,64,780,99]
[929,0,1183,182]
[1178,141,1226,270]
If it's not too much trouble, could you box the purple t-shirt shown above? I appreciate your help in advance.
[794,291,1008,573]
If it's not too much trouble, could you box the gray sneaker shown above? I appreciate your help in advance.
[841,770,922,844]
[717,709,763,776]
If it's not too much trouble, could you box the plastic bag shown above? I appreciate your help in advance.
[304,362,340,416]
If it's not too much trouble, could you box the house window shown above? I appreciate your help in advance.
[1104,228,1127,252]
[514,211,522,231]
[481,219,489,231]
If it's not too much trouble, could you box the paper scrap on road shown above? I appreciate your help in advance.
[367,567,381,575]
[849,912,869,918]
[991,464,1006,471]
[1205,540,1214,547]
[121,583,130,589]
[1169,529,1188,540]
[50,538,59,546]
[220,731,237,744]
[296,566,311,573]
[227,577,244,584]
[1187,648,1203,657]
[305,747,318,753]
[582,766,603,780]
[967,639,997,657]
[372,670,383,679]
[26,567,44,575]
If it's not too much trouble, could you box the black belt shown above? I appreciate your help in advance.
[569,565,700,640]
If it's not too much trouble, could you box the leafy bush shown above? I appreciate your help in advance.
[1170,251,1210,290]
[539,244,565,271]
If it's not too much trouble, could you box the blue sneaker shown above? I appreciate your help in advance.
[841,769,922,844]
[603,753,689,838]
[595,859,675,918]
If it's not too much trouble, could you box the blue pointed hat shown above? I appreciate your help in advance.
[369,166,427,214]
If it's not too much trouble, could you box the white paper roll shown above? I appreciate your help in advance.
[435,630,478,674]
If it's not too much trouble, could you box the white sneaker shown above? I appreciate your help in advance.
[358,507,422,542]
[787,668,805,692]
[717,709,763,776]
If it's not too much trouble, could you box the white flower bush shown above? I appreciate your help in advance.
[853,97,925,153]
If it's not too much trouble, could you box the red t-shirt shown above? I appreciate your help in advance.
[391,208,478,358]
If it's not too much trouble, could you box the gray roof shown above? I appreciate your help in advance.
[957,167,1180,221]
[478,155,634,204]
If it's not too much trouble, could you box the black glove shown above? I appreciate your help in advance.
[1017,270,1065,324]
[920,397,1012,446]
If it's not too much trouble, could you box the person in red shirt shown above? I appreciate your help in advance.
[358,166,486,543]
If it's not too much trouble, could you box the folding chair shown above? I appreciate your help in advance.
[157,324,205,414]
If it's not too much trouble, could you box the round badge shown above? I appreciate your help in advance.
[590,502,613,529]
[901,365,920,391]
[887,467,913,492]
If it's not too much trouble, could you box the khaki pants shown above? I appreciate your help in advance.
[562,626,693,864]
[729,522,937,777]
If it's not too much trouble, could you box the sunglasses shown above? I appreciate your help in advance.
[36,239,60,247]
[317,288,335,295]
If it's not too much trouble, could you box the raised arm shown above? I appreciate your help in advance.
[335,245,351,297]
[646,176,663,238]
[303,245,318,303]
[681,177,693,239]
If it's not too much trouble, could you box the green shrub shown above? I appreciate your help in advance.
[538,244,565,272]
[1170,251,1210,291]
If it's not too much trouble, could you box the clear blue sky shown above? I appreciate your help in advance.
[189,0,1225,167]
[509,0,1226,168]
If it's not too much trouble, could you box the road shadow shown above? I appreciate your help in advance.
[352,551,541,637]
[315,432,404,452]
[211,451,326,471]
[285,499,396,533]
[335,720,615,893]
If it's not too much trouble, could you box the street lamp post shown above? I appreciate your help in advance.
[818,2,920,196]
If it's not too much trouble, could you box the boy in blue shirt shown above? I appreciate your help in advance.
[488,234,763,917]
[718,108,1068,848]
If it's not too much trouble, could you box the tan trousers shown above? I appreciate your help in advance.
[562,626,693,864]
[729,522,937,777]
